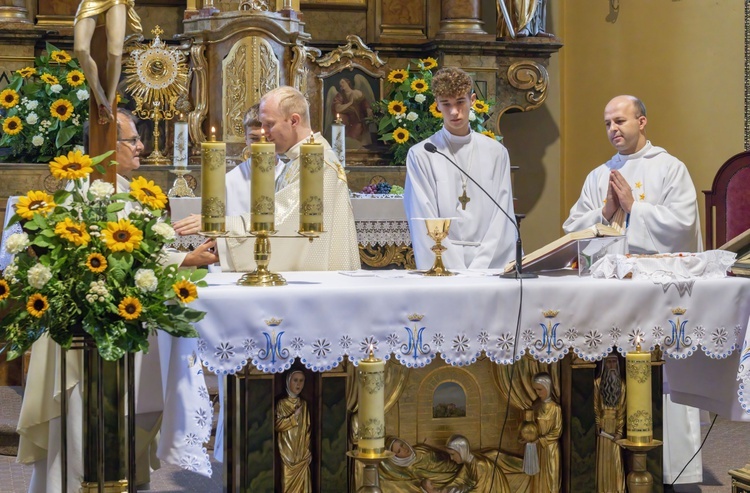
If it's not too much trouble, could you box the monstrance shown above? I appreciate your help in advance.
[122,25,189,165]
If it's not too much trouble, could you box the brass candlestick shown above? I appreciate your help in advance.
[141,101,171,165]
[616,438,663,493]
[347,450,394,493]
[423,218,454,276]
[237,230,288,287]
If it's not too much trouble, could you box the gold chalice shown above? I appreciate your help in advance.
[423,218,454,276]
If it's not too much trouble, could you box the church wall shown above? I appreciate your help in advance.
[559,0,744,243]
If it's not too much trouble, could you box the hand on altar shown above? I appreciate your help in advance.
[180,239,219,267]
[173,213,202,236]
[603,180,620,221]
[609,170,634,213]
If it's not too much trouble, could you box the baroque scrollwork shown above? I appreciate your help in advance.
[358,244,415,269]
[189,43,208,144]
[507,60,549,108]
[316,35,386,69]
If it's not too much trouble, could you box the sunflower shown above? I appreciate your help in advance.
[393,127,410,144]
[130,176,167,210]
[387,100,406,116]
[49,150,93,180]
[102,219,143,252]
[54,217,91,246]
[388,69,408,84]
[421,57,438,70]
[27,293,49,318]
[118,296,143,320]
[172,280,198,303]
[0,279,9,301]
[0,88,19,109]
[86,253,108,273]
[481,130,496,139]
[429,102,442,118]
[40,73,59,85]
[16,67,36,78]
[2,116,22,135]
[472,100,489,114]
[66,70,85,87]
[50,99,74,121]
[15,190,55,220]
[50,50,72,64]
[410,79,428,94]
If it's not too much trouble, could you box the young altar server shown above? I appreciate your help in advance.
[403,67,517,270]
[564,95,703,486]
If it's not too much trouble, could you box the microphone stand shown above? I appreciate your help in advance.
[423,143,537,279]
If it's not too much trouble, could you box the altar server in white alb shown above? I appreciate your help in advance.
[404,67,516,270]
[563,94,703,486]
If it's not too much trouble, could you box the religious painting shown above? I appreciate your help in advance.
[322,68,381,153]
[432,381,466,418]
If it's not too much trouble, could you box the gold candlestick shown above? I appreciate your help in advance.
[423,218,454,276]
[200,127,226,233]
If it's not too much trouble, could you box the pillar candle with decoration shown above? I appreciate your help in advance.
[173,115,189,167]
[250,130,276,233]
[625,339,653,443]
[200,127,226,233]
[299,134,324,234]
[331,113,345,167]
[357,348,385,456]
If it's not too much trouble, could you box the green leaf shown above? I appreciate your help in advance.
[90,150,114,165]
[106,202,125,213]
[189,269,208,282]
[55,125,77,148]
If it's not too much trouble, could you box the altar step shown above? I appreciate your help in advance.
[0,386,22,457]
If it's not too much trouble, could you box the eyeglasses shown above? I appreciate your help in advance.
[117,136,142,146]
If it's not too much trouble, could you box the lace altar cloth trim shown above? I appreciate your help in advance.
[355,220,411,247]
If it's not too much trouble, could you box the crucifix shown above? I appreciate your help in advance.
[459,189,471,210]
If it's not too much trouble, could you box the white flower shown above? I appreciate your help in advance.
[28,264,53,290]
[395,113,405,121]
[3,262,18,281]
[468,111,476,122]
[406,112,418,121]
[76,89,89,101]
[89,180,115,201]
[32,135,44,147]
[134,269,158,292]
[152,222,176,241]
[74,145,84,153]
[50,84,63,94]
[25,112,38,125]
[25,100,38,111]
[414,94,426,103]
[5,232,30,254]
[41,120,51,128]
[71,116,80,127]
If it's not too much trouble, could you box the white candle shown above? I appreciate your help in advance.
[299,133,324,234]
[200,126,226,233]
[625,338,652,443]
[173,118,189,168]
[250,130,276,233]
[331,113,345,168]
[358,347,385,456]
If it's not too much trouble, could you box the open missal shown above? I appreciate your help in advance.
[719,227,750,277]
[504,224,626,274]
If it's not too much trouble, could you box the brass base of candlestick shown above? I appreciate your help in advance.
[616,438,662,493]
[168,169,195,197]
[237,232,287,287]
[81,479,129,493]
[347,450,394,493]
[141,148,172,166]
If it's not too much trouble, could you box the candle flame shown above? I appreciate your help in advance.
[210,126,216,142]
[635,336,642,352]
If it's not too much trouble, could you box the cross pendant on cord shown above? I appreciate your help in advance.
[459,190,470,210]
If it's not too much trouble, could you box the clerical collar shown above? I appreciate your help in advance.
[282,132,323,162]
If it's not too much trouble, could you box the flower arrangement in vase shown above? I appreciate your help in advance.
[0,43,90,163]
[0,151,207,361]
[371,57,500,166]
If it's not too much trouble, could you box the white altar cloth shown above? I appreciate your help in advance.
[186,272,750,418]
[350,197,410,247]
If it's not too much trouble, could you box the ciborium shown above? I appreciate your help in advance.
[423,218,454,277]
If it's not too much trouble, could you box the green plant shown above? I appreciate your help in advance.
[0,42,90,163]
[0,151,207,361]
[371,58,500,166]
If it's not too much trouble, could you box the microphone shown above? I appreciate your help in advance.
[423,142,536,279]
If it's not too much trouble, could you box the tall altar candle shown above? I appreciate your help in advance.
[331,113,345,168]
[299,134,324,234]
[173,115,189,168]
[358,349,385,456]
[250,131,276,233]
[200,127,226,233]
[625,340,653,443]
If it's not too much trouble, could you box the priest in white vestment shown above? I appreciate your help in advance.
[563,95,703,485]
[16,109,218,492]
[404,67,516,270]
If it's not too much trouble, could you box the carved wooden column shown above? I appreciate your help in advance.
[436,0,491,40]
[0,0,31,24]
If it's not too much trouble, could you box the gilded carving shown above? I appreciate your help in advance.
[316,35,385,69]
[507,60,548,108]
[290,44,319,95]
[188,43,208,144]
[224,44,248,140]
[358,244,415,269]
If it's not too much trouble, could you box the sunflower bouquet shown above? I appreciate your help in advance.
[0,151,207,361]
[0,42,90,163]
[371,58,500,166]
